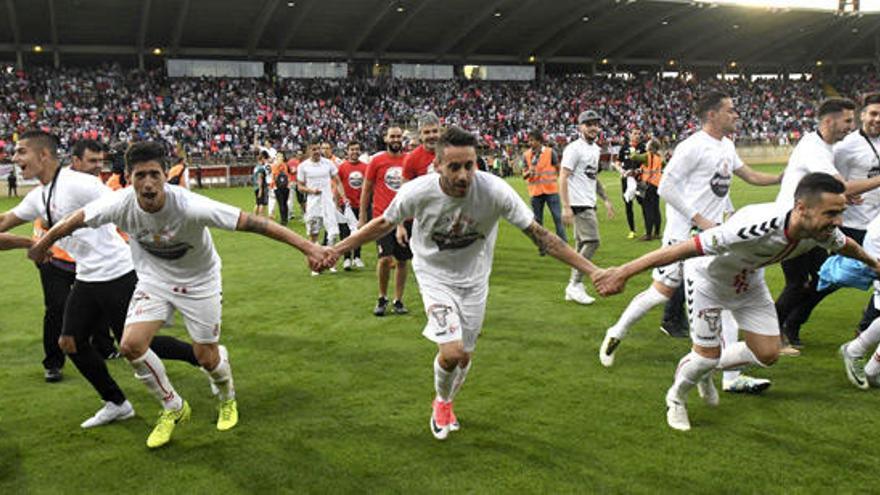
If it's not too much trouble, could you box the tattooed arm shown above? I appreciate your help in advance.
[521,221,599,276]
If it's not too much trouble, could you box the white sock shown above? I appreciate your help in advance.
[846,319,880,358]
[608,286,669,339]
[865,350,880,377]
[667,351,718,405]
[449,361,472,402]
[130,349,183,411]
[268,194,276,216]
[723,369,742,383]
[720,311,741,383]
[719,341,765,370]
[434,355,455,402]
[207,356,235,401]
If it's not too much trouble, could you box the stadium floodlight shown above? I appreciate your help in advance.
[396,3,405,13]
[528,55,536,63]
[494,10,502,17]
[287,1,295,6]
[729,61,737,67]
[601,58,609,64]
[152,48,163,55]
[816,60,823,66]
[668,59,676,66]
[33,45,43,53]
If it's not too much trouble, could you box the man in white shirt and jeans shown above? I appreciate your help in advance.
[32,141,325,448]
[560,110,615,306]
[325,127,601,440]
[595,172,880,431]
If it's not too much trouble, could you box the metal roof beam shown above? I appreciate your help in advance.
[170,0,191,56]
[521,2,609,59]
[460,0,541,58]
[247,0,281,56]
[612,7,707,60]
[595,4,693,59]
[434,0,505,57]
[138,0,152,52]
[277,0,318,56]
[374,0,438,56]
[348,0,395,55]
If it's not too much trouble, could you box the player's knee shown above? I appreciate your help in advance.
[439,346,467,367]
[193,343,220,369]
[755,346,779,366]
[119,340,148,360]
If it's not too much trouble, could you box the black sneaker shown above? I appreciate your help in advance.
[659,321,689,338]
[374,297,389,316]
[44,368,62,383]
[393,299,409,315]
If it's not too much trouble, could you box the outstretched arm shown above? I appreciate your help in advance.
[594,239,699,295]
[734,164,782,186]
[28,209,87,262]
[334,217,396,256]
[521,221,599,276]
[0,211,26,233]
[235,212,324,269]
[0,233,32,250]
[838,237,880,274]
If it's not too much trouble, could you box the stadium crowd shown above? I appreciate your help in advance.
[0,65,866,160]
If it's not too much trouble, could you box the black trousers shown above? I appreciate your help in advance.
[620,176,636,232]
[641,184,661,237]
[38,262,74,370]
[340,206,361,260]
[63,271,198,405]
[775,246,829,341]
[275,187,290,225]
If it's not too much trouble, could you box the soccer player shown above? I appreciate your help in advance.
[559,110,614,306]
[616,128,646,239]
[325,126,600,440]
[297,139,345,265]
[360,125,411,316]
[594,173,880,431]
[253,150,270,216]
[599,91,781,394]
[337,141,367,269]
[31,141,325,448]
[2,131,198,428]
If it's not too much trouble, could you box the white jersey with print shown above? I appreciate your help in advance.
[12,167,133,282]
[692,202,846,296]
[776,131,838,210]
[382,171,534,287]
[83,185,241,291]
[834,130,880,230]
[561,137,600,207]
[658,131,743,242]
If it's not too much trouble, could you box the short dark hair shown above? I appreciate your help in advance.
[435,126,478,162]
[19,129,59,158]
[862,92,880,107]
[259,150,270,160]
[346,140,361,149]
[308,137,322,147]
[794,172,845,205]
[527,130,543,143]
[125,141,168,173]
[818,97,856,118]
[72,139,104,160]
[696,91,730,120]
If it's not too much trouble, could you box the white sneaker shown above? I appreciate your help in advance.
[354,258,365,268]
[599,332,621,368]
[342,259,352,271]
[840,343,869,390]
[81,400,136,428]
[310,271,319,277]
[564,282,595,305]
[329,267,337,274]
[666,401,691,431]
[722,375,772,394]
[696,373,719,407]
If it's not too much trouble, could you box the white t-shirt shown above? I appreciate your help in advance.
[12,167,133,282]
[83,185,241,291]
[658,131,744,241]
[834,130,880,230]
[561,137,600,207]
[297,158,338,215]
[776,131,838,210]
[864,214,880,259]
[693,202,846,296]
[382,171,534,287]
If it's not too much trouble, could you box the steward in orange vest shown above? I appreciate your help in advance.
[522,131,567,242]
[631,140,664,240]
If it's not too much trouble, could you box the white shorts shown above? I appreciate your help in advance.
[419,279,488,353]
[125,281,223,344]
[684,267,778,348]
[306,216,323,236]
[652,237,685,288]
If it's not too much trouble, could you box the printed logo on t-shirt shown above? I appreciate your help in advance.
[430,212,485,251]
[348,171,364,189]
[135,229,193,260]
[709,160,732,197]
[384,166,404,191]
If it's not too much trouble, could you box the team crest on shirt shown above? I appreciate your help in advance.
[348,171,364,189]
[384,166,404,191]
[709,160,732,197]
[135,227,192,260]
[431,212,484,251]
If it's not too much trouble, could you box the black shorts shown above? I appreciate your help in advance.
[254,189,268,205]
[377,222,413,261]
[62,270,137,343]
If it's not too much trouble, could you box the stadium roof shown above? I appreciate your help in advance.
[0,0,878,69]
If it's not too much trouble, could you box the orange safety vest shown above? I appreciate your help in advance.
[106,173,123,191]
[167,164,186,185]
[641,152,663,188]
[33,219,76,264]
[523,147,559,197]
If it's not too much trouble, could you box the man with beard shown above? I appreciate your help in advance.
[397,112,442,255]
[337,141,367,269]
[360,125,411,316]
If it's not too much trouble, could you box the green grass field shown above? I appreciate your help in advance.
[1,165,877,493]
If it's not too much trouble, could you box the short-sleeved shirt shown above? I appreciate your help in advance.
[337,160,368,208]
[776,132,838,210]
[83,185,241,291]
[253,164,269,192]
[366,151,406,217]
[693,202,846,295]
[618,140,646,172]
[660,131,744,241]
[403,145,436,181]
[561,137,601,207]
[382,171,534,287]
[834,130,880,230]
[12,167,133,282]
[297,158,338,213]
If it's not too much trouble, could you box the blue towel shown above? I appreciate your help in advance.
[817,254,876,291]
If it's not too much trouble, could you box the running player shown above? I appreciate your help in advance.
[324,127,600,440]
[594,172,880,431]
[598,91,781,394]
[31,141,325,448]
